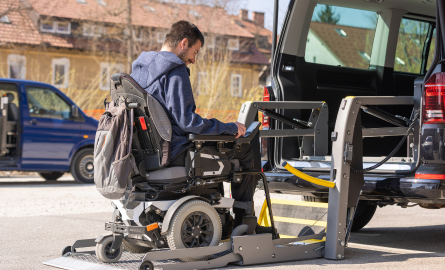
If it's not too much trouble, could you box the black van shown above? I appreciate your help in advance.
[263,0,445,231]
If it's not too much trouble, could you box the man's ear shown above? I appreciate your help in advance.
[180,38,189,50]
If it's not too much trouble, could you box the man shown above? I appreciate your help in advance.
[131,20,262,231]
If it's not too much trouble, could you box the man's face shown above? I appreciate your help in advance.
[177,39,202,66]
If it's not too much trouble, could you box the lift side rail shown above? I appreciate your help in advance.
[325,96,414,260]
[142,241,232,261]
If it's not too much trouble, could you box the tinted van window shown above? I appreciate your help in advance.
[305,5,377,69]
[394,18,434,74]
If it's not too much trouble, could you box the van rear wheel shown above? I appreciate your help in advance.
[71,149,94,184]
[38,172,64,181]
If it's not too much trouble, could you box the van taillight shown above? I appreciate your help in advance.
[423,72,445,124]
[415,173,445,180]
[262,86,270,128]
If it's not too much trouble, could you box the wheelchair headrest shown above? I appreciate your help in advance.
[5,93,14,103]
[110,73,147,107]
[109,73,172,142]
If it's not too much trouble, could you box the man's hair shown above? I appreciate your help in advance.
[164,20,204,49]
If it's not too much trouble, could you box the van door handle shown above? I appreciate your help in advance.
[29,119,38,125]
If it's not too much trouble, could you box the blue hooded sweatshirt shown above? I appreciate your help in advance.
[130,51,238,158]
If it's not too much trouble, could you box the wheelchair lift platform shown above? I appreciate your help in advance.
[44,95,416,270]
[44,232,325,270]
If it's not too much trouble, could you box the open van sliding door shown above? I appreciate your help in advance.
[272,0,415,170]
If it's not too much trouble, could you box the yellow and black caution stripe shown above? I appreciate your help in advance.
[258,198,327,242]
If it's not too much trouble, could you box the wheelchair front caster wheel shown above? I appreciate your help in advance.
[139,261,154,270]
[62,246,76,256]
[95,235,123,263]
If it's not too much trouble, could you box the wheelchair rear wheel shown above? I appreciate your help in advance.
[166,200,222,262]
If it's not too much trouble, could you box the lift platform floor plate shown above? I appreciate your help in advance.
[44,249,233,270]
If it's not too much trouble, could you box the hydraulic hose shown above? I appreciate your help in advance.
[282,162,335,188]
[351,110,420,173]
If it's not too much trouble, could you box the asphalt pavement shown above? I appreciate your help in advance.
[1,174,444,270]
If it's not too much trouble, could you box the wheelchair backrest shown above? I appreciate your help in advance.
[109,73,172,172]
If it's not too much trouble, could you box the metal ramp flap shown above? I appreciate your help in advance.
[44,247,234,270]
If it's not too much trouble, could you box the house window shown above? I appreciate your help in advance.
[143,5,156,12]
[228,38,239,51]
[231,74,242,97]
[83,24,102,37]
[52,58,70,88]
[56,21,71,34]
[95,0,107,6]
[133,29,143,42]
[100,63,124,90]
[41,20,71,34]
[156,32,166,43]
[197,72,207,95]
[0,15,11,24]
[41,20,55,33]
[8,54,26,79]
[207,36,215,49]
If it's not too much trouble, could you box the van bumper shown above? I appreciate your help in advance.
[265,171,445,204]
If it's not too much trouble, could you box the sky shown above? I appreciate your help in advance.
[242,0,377,32]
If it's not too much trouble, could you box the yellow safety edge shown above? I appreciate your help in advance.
[345,96,355,99]
[282,162,335,188]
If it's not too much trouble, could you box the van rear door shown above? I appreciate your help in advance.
[271,1,435,172]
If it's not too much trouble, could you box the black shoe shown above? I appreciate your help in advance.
[255,224,275,234]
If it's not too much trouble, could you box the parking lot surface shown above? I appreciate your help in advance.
[1,174,444,270]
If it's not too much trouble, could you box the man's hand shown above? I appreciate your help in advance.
[233,122,246,138]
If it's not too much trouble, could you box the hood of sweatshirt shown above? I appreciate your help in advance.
[130,51,189,89]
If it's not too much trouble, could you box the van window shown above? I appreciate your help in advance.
[0,83,19,108]
[26,87,71,119]
[426,28,437,70]
[305,5,377,69]
[394,18,434,74]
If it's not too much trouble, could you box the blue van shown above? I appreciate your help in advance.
[0,78,98,183]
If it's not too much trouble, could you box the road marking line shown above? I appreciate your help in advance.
[348,243,445,256]
[274,216,327,227]
[271,199,329,208]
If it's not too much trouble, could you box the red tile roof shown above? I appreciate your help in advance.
[0,0,73,47]
[231,15,273,46]
[29,0,255,38]
[232,44,269,65]
[1,0,269,65]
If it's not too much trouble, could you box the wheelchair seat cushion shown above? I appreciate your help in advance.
[147,166,188,184]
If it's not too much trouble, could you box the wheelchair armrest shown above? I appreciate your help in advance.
[234,121,261,144]
[188,134,236,142]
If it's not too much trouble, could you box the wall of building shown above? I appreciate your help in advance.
[1,47,263,118]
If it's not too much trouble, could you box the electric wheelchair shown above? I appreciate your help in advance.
[91,73,273,264]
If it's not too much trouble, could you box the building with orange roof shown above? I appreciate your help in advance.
[0,0,269,114]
